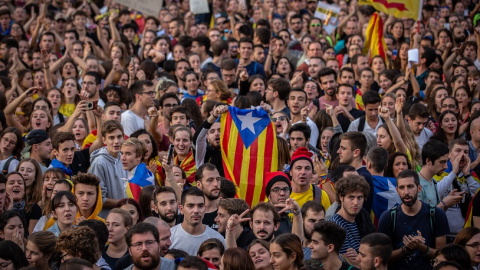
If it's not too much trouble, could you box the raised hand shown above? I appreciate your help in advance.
[275,198,300,215]
[227,208,251,230]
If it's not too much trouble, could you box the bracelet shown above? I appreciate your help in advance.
[226,226,235,231]
[293,210,301,216]
[440,200,447,209]
[422,245,430,256]
[166,178,174,182]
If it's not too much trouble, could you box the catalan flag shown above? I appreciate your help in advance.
[126,163,155,201]
[359,0,422,20]
[220,106,278,207]
[363,13,389,66]
[174,150,196,185]
[371,175,402,228]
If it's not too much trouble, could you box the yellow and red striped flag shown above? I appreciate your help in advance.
[359,0,422,20]
[363,12,389,65]
[220,106,278,207]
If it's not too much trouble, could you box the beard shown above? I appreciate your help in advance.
[326,87,335,97]
[160,210,178,223]
[454,36,466,45]
[401,194,417,207]
[304,227,313,241]
[255,229,275,241]
[205,191,220,201]
[132,250,160,270]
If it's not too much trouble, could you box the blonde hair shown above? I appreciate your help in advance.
[121,138,147,160]
[209,80,231,101]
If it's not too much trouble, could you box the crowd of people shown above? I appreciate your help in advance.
[0,0,479,269]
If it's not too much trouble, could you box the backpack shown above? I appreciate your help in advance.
[1,156,15,175]
[358,116,384,132]
[390,204,436,245]
[312,184,322,203]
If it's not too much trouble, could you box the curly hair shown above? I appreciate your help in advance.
[56,226,100,264]
[335,174,370,204]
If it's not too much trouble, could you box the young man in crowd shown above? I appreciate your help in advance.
[154,186,180,228]
[356,233,392,270]
[169,187,225,255]
[73,173,104,223]
[121,80,155,136]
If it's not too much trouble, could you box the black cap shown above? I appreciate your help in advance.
[26,129,50,145]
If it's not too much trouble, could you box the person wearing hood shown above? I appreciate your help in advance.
[73,173,105,224]
[88,120,128,218]
[121,138,154,201]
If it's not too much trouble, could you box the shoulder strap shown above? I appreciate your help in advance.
[390,204,398,234]
[358,116,366,131]
[429,205,436,244]
[312,184,322,203]
[2,156,14,175]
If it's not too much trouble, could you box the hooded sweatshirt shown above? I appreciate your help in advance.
[88,147,128,218]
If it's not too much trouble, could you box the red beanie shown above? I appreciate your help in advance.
[265,171,291,197]
[290,147,314,168]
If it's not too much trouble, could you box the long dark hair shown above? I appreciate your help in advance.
[384,152,412,178]
[0,241,29,269]
[130,129,159,161]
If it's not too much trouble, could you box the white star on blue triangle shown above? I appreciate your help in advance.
[229,107,272,149]
[377,179,402,209]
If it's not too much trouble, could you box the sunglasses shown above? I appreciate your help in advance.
[310,23,321,27]
[271,116,286,122]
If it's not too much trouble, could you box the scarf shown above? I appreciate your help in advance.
[13,200,25,211]
[50,158,72,178]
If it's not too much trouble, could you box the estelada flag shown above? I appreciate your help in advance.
[371,175,402,228]
[126,163,155,201]
[220,106,278,207]
[359,0,422,20]
[363,13,389,65]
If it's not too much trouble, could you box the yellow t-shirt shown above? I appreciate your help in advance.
[290,185,331,210]
[59,103,76,118]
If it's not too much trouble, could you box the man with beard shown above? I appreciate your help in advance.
[265,171,293,235]
[121,80,155,136]
[195,163,221,229]
[194,105,227,176]
[125,222,176,270]
[418,139,464,209]
[452,26,466,47]
[301,201,325,260]
[327,174,372,266]
[154,186,179,227]
[144,217,172,256]
[378,170,449,270]
[81,72,105,109]
[170,187,225,255]
[308,221,358,270]
[288,89,319,146]
[356,233,392,270]
[214,198,252,248]
[265,78,291,117]
[317,68,338,110]
[432,139,479,235]
[289,15,305,42]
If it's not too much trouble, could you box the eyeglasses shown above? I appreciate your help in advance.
[82,81,96,86]
[0,261,12,269]
[130,240,158,251]
[310,23,321,27]
[2,137,17,146]
[163,103,178,108]
[441,104,457,109]
[271,187,291,194]
[271,116,286,122]
[142,91,156,96]
[465,242,480,249]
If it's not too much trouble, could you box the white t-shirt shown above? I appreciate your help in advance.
[415,128,433,150]
[121,110,147,136]
[170,224,226,255]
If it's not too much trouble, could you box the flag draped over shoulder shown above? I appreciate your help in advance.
[371,176,402,228]
[126,163,155,201]
[220,106,278,207]
[359,0,422,20]
[363,12,388,65]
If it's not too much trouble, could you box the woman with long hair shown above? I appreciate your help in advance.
[116,198,144,225]
[198,238,225,269]
[248,239,273,270]
[384,152,412,178]
[270,234,303,270]
[5,172,41,235]
[26,231,57,270]
[206,80,232,104]
[16,159,43,210]
[0,210,27,249]
[131,129,164,186]
[0,240,29,269]
[432,110,459,146]
[59,77,80,118]
[46,191,77,237]
[454,227,480,269]
[0,127,23,172]
[103,208,132,268]
[172,126,196,185]
[427,87,449,122]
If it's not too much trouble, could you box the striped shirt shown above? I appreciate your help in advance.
[328,214,360,253]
